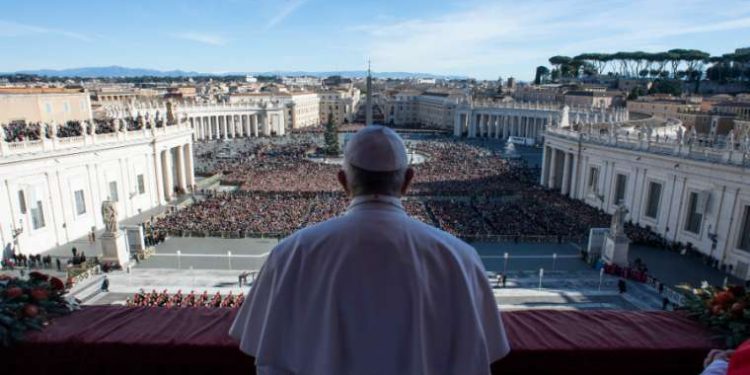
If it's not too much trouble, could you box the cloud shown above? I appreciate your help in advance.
[266,0,309,29]
[0,20,93,42]
[172,32,228,46]
[354,0,750,79]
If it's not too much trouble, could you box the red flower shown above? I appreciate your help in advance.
[5,286,23,299]
[31,288,49,301]
[28,272,49,282]
[23,304,39,318]
[50,277,65,291]
[713,291,735,306]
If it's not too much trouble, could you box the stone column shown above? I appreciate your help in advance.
[162,149,174,201]
[221,116,228,139]
[540,146,550,186]
[569,153,579,198]
[229,115,236,138]
[154,149,166,205]
[561,152,571,195]
[503,116,510,139]
[469,113,476,138]
[184,143,195,190]
[175,145,187,193]
[263,114,271,136]
[252,114,259,137]
[548,148,558,189]
[454,112,462,137]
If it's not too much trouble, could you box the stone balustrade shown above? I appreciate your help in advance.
[0,121,193,158]
[546,125,750,167]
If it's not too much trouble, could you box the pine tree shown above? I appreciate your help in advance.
[324,113,339,156]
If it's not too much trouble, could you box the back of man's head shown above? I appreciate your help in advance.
[340,126,413,197]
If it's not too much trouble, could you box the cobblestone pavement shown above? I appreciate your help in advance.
[88,267,652,312]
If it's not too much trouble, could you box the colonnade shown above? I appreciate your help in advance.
[453,105,629,144]
[454,111,551,142]
[187,111,286,141]
[155,142,195,203]
[540,145,578,198]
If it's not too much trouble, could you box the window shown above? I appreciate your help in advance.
[31,200,45,229]
[614,174,627,205]
[645,182,662,219]
[18,190,27,214]
[137,174,146,194]
[739,206,750,252]
[109,181,119,202]
[74,190,86,215]
[64,101,70,113]
[684,192,703,234]
[587,167,599,193]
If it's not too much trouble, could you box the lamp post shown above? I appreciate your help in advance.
[552,253,557,271]
[598,267,604,291]
[176,250,181,270]
[503,252,509,273]
[11,219,24,255]
[538,268,544,290]
[227,251,232,270]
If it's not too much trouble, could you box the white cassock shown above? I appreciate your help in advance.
[230,195,510,375]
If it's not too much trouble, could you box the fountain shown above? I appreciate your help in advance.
[503,139,520,159]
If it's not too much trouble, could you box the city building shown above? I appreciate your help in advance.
[0,87,93,125]
[542,120,750,279]
[626,96,702,120]
[563,91,614,109]
[228,91,319,129]
[0,119,194,255]
[454,101,628,144]
[318,87,360,125]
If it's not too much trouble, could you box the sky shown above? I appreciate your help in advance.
[1,0,750,80]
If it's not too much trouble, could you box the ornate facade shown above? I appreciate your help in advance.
[454,101,628,144]
[0,119,194,255]
[542,120,750,279]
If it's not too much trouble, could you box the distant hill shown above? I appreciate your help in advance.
[7,66,467,80]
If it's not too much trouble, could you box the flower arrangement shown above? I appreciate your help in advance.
[683,282,750,348]
[0,272,74,346]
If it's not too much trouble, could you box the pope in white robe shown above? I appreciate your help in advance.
[230,126,510,374]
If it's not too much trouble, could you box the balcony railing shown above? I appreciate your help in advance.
[0,306,717,375]
[0,121,193,158]
[547,126,750,167]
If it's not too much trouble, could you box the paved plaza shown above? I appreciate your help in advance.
[75,236,680,312]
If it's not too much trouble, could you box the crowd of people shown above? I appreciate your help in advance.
[158,134,627,239]
[125,289,244,308]
[1,119,143,143]
[2,122,42,142]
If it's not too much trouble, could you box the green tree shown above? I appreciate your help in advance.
[649,79,683,96]
[534,66,550,84]
[324,113,339,156]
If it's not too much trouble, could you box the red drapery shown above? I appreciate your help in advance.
[1,306,717,375]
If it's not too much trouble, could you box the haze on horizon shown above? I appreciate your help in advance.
[1,0,750,80]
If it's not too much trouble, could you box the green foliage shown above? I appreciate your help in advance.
[683,284,750,348]
[627,87,645,100]
[323,113,339,156]
[649,79,683,96]
[0,272,72,347]
[538,48,745,82]
[534,66,550,85]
